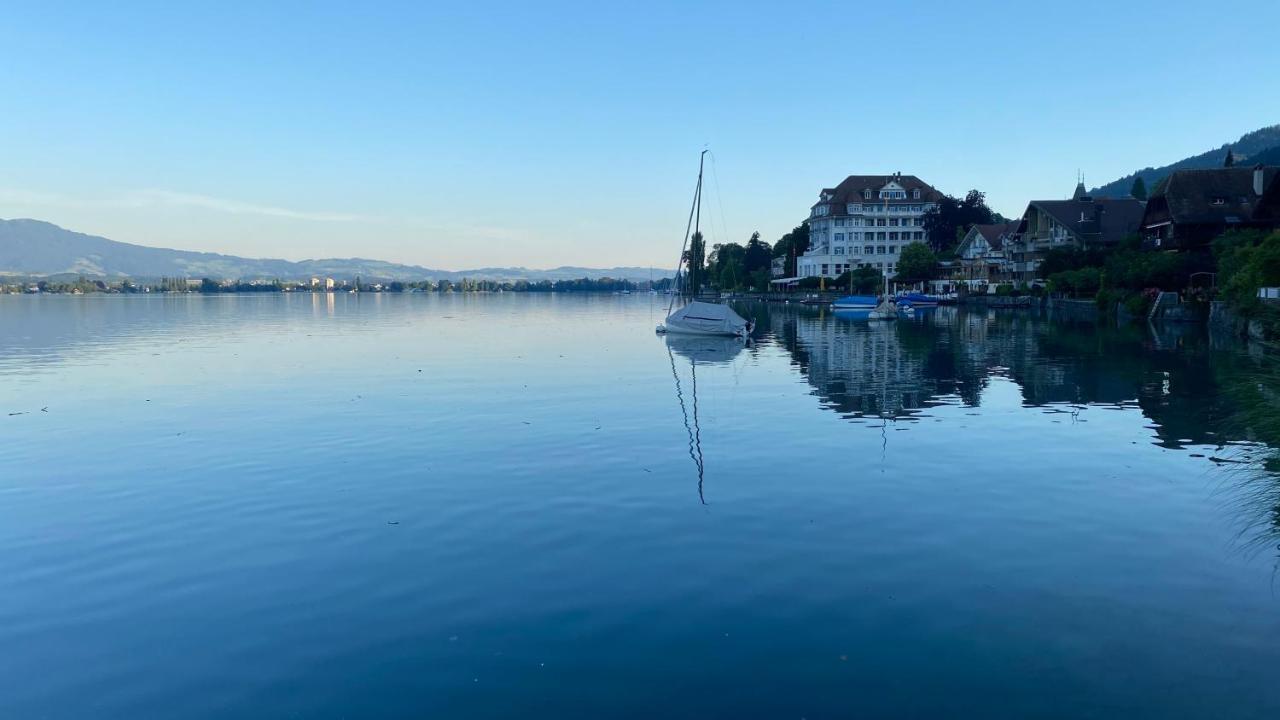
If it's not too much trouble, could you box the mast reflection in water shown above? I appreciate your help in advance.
[665,334,748,504]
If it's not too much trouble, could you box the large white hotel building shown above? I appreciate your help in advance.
[797,172,942,279]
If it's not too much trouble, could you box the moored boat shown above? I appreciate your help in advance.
[657,300,753,337]
[656,150,754,339]
[895,291,939,308]
[832,294,877,310]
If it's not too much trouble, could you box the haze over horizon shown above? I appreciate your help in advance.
[3,0,1279,271]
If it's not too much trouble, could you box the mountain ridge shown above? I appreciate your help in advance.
[0,218,665,282]
[1091,124,1280,198]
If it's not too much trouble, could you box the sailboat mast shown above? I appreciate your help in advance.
[691,151,706,296]
[668,151,708,313]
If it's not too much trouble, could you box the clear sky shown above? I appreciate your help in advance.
[2,0,1278,270]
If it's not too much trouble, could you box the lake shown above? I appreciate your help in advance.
[2,293,1279,719]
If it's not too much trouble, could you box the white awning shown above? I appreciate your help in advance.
[770,277,802,284]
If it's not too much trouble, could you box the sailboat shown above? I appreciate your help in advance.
[867,276,898,320]
[656,151,754,338]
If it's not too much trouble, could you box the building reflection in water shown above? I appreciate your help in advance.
[740,300,1280,556]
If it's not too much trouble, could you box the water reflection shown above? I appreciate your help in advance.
[740,301,1280,556]
[664,334,748,504]
[8,294,1280,718]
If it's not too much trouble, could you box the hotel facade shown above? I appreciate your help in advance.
[797,173,943,279]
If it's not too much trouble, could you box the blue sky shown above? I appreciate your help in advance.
[2,0,1278,270]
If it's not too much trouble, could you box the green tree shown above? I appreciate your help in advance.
[684,231,706,292]
[743,232,772,276]
[707,241,745,289]
[834,266,884,294]
[1130,176,1148,200]
[199,278,220,293]
[896,242,939,282]
[1224,149,1236,167]
[1214,230,1280,308]
[922,190,997,254]
[771,223,810,277]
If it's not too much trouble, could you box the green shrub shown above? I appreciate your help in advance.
[1047,267,1101,297]
[1095,288,1120,312]
[1122,292,1153,317]
[1214,230,1280,315]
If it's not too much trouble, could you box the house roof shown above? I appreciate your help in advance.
[1148,165,1280,225]
[1023,196,1146,245]
[972,221,1020,250]
[957,221,1019,256]
[811,173,944,212]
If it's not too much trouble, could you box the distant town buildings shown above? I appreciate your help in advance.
[798,172,942,280]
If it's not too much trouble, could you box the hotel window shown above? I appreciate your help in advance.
[834,246,845,255]
[852,246,861,255]
[878,246,887,254]
[835,233,844,241]
[889,245,897,254]
[877,232,886,240]
[876,218,886,226]
[864,245,874,254]
[889,232,899,241]
[889,218,899,226]
[821,264,829,275]
[835,218,844,227]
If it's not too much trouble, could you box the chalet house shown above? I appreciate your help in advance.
[1141,165,1280,249]
[1006,183,1146,281]
[955,221,1019,285]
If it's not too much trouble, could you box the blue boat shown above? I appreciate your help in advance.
[832,294,877,310]
[895,292,939,308]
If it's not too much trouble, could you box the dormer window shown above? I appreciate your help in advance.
[863,189,871,199]
[912,189,920,199]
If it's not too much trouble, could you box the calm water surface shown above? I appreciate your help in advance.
[2,294,1280,718]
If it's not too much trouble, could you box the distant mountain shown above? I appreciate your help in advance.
[0,218,664,282]
[1092,124,1280,198]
